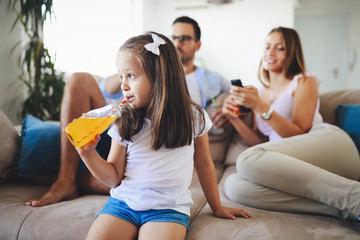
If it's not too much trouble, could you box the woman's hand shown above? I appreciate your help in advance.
[230,85,263,111]
[213,206,252,220]
[221,95,242,121]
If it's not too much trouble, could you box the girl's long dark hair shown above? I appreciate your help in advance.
[115,32,205,150]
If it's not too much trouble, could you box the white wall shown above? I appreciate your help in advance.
[142,0,175,34]
[295,0,360,90]
[144,0,295,87]
[7,0,358,124]
[0,0,295,123]
[44,0,137,77]
[0,1,24,124]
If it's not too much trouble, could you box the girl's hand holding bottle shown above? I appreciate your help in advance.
[75,134,101,157]
[64,99,127,148]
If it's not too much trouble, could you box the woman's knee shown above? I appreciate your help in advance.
[235,145,265,178]
[224,173,257,205]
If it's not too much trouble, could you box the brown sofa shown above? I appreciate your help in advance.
[1,88,360,240]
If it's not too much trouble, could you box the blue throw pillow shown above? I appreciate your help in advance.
[335,104,360,155]
[15,115,61,177]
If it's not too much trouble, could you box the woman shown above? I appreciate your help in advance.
[222,27,360,220]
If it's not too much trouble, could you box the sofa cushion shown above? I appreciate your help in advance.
[224,133,250,166]
[206,93,233,164]
[186,166,360,240]
[319,89,360,125]
[0,111,18,175]
[335,104,360,155]
[223,112,253,166]
[15,115,61,177]
[0,182,106,240]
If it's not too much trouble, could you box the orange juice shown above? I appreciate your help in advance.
[228,106,243,116]
[232,106,241,116]
[64,116,117,147]
[228,106,248,116]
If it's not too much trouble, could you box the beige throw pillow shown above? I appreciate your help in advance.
[0,111,18,175]
[224,111,253,165]
[206,93,234,164]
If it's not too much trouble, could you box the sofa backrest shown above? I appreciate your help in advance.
[319,89,360,125]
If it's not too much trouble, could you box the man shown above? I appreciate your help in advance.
[25,16,229,206]
[172,16,230,108]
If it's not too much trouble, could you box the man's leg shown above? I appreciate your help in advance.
[25,72,109,206]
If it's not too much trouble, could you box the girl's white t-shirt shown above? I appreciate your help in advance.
[107,107,212,216]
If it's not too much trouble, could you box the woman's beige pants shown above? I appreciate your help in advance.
[224,125,360,219]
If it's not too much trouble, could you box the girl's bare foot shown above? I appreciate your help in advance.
[24,178,78,207]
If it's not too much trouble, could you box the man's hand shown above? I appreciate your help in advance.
[211,108,229,129]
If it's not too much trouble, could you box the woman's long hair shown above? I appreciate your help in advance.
[115,32,204,150]
[258,27,306,87]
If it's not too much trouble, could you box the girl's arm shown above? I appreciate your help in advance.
[76,135,127,189]
[194,133,251,220]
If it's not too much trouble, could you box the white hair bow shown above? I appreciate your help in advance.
[144,34,166,56]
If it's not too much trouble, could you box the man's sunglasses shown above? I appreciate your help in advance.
[171,35,197,42]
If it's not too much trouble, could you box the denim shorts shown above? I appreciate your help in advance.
[98,197,190,231]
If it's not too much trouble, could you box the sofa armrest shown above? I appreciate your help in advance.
[0,111,18,176]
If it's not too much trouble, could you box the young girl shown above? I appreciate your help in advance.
[76,32,251,240]
[222,27,360,221]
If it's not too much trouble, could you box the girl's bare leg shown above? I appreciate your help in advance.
[139,222,187,240]
[86,214,138,240]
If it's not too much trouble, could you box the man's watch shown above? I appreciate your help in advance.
[261,107,273,120]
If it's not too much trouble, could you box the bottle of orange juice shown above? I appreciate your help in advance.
[64,99,127,147]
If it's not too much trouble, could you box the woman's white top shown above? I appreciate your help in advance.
[108,107,212,216]
[256,72,324,141]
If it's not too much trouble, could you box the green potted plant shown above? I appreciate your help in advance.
[6,0,64,121]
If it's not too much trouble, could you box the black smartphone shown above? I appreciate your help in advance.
[231,79,244,87]
[230,79,251,113]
